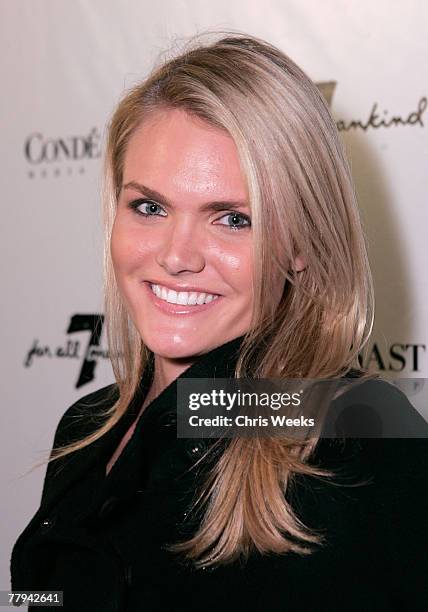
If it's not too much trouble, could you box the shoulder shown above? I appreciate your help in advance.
[38,383,119,505]
[50,382,119,451]
[313,378,428,522]
[314,376,428,503]
[327,376,428,438]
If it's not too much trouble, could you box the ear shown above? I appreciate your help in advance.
[294,254,306,272]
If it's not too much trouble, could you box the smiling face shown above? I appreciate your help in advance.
[110,108,255,360]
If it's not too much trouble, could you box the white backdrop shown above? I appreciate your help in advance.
[1,0,427,590]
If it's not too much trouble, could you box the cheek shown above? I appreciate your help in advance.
[110,222,128,271]
[110,217,153,272]
[212,242,253,295]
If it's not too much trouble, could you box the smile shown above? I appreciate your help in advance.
[150,283,220,306]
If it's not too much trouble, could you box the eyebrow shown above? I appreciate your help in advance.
[122,181,249,213]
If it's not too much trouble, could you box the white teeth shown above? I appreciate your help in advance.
[150,284,218,306]
[177,292,189,305]
[167,289,177,303]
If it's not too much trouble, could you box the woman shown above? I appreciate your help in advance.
[11,32,428,611]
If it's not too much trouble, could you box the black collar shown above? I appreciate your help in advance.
[127,334,246,425]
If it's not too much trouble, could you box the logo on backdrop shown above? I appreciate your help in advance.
[23,88,428,180]
[317,82,426,131]
[24,314,109,388]
[358,342,426,373]
[23,316,426,389]
[24,127,102,179]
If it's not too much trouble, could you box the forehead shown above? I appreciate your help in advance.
[122,108,248,200]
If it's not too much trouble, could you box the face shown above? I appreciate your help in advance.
[110,108,255,360]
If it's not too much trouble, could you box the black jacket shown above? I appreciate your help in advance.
[10,336,428,611]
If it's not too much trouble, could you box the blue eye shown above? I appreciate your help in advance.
[216,212,251,230]
[128,199,167,217]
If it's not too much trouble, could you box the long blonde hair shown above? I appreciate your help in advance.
[47,30,374,568]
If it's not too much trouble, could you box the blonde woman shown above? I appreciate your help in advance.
[11,32,427,611]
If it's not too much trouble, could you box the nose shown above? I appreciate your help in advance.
[155,217,205,275]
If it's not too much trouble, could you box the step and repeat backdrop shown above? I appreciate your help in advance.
[1,0,427,588]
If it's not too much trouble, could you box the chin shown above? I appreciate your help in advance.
[140,330,215,361]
